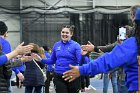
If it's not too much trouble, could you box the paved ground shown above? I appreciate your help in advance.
[13,78,113,93]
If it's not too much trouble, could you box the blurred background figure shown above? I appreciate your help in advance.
[23,43,45,93]
[42,45,55,93]
[14,55,25,88]
[0,21,13,93]
[80,49,91,92]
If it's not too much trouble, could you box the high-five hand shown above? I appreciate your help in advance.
[14,42,33,55]
[31,53,42,61]
[62,64,80,82]
[81,41,95,52]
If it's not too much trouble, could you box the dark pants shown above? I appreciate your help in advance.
[54,73,81,93]
[81,76,90,89]
[25,86,42,93]
[45,71,54,93]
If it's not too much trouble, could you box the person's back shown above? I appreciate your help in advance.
[23,43,44,93]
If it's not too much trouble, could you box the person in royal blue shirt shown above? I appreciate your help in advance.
[0,21,25,93]
[0,21,13,93]
[42,45,54,93]
[80,50,90,92]
[33,25,82,93]
[0,41,33,93]
[62,8,140,93]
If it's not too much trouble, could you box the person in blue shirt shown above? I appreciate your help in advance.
[0,21,26,93]
[0,21,13,93]
[33,25,82,93]
[42,45,54,93]
[80,50,90,92]
[0,21,20,93]
[0,42,33,93]
[62,8,140,93]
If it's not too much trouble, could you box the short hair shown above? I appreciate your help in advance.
[130,5,140,16]
[0,21,8,35]
[42,46,51,52]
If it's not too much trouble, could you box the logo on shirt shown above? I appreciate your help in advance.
[56,46,61,50]
[67,47,70,50]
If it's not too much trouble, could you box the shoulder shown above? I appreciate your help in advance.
[54,40,61,45]
[1,39,10,45]
[70,40,80,46]
[70,40,81,49]
[55,41,61,45]
[52,41,61,49]
[122,37,137,46]
[113,37,137,53]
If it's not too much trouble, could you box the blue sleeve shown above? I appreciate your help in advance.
[2,41,11,54]
[75,43,82,64]
[0,55,8,65]
[41,58,55,65]
[80,56,89,65]
[79,37,138,76]
[12,68,20,74]
[45,51,51,58]
[84,56,90,64]
[41,45,56,65]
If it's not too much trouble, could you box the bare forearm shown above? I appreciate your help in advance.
[6,50,18,61]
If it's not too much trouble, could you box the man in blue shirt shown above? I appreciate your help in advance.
[62,8,140,93]
[0,21,13,93]
[0,21,25,92]
[0,41,33,93]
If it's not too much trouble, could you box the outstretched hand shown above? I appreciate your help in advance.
[20,55,33,62]
[31,53,42,61]
[14,42,33,55]
[17,72,24,81]
[62,64,80,82]
[81,41,95,52]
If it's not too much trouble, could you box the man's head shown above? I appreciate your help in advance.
[0,21,8,36]
[130,5,140,24]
